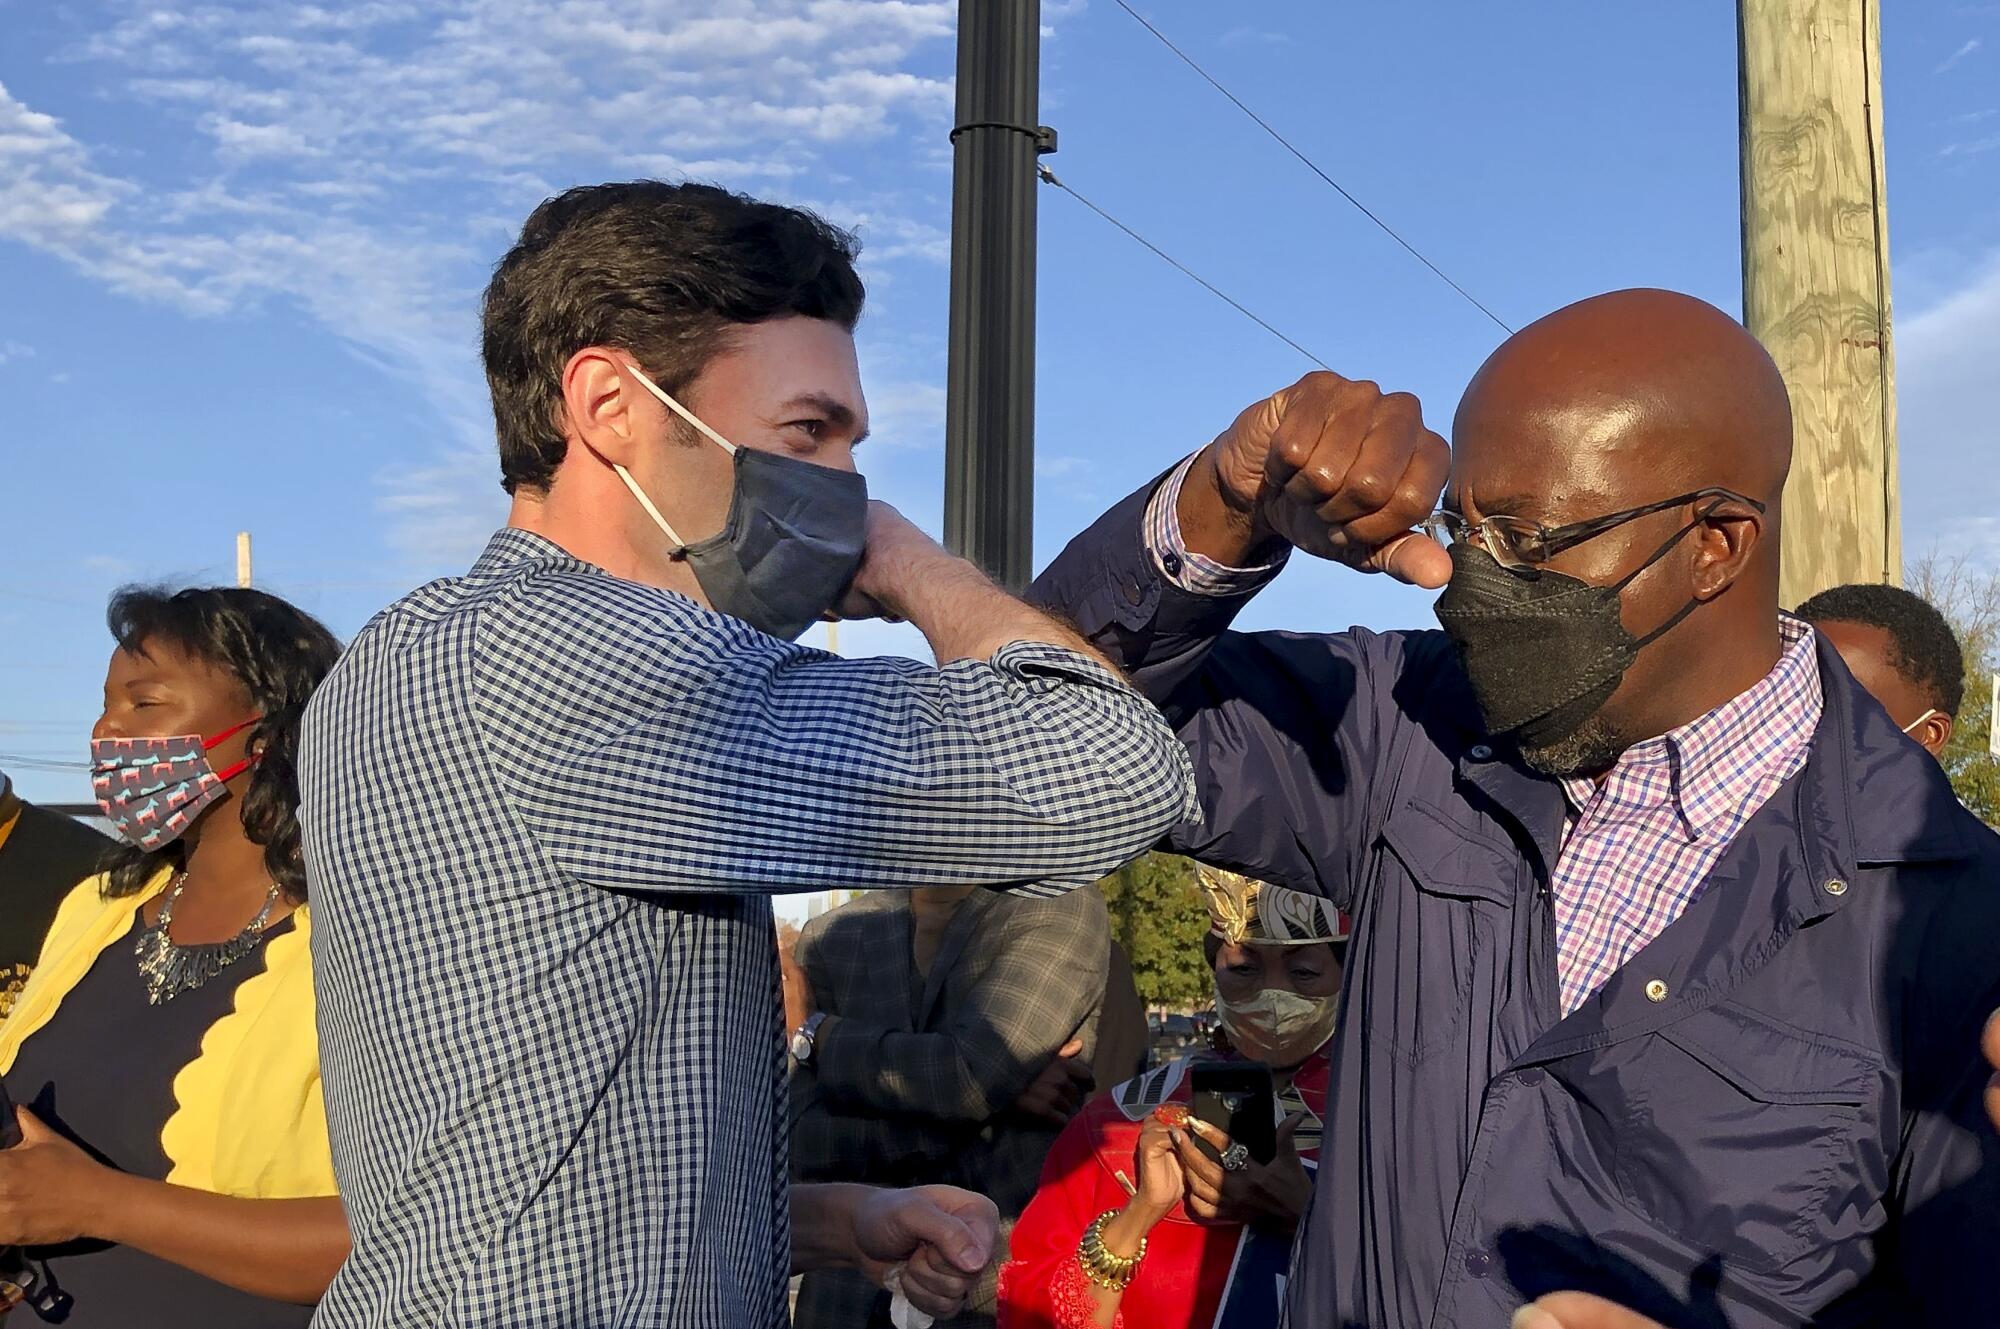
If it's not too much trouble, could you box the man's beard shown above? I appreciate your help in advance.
[1516,711,1626,779]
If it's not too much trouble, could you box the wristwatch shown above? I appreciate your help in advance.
[790,1012,829,1066]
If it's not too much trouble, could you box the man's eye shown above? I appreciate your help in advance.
[789,419,826,440]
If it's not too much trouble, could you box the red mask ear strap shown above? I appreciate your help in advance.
[202,716,263,749]
[213,755,258,783]
[205,716,265,783]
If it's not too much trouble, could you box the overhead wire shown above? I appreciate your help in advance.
[0,752,90,773]
[1108,0,1513,334]
[1038,164,1332,371]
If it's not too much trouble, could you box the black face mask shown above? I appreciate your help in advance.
[1433,524,1707,748]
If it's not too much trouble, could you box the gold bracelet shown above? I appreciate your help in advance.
[1077,1211,1146,1290]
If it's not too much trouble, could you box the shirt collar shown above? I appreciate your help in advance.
[469,527,595,579]
[1563,616,1823,840]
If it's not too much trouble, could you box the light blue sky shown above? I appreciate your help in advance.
[3,1,1997,816]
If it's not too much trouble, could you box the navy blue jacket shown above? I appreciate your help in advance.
[1030,478,2000,1329]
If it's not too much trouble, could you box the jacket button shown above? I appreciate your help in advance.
[1464,1249,1493,1279]
[1469,743,1493,761]
[1823,878,1848,897]
[1644,979,1670,1002]
[1517,1068,1545,1087]
[1122,580,1143,605]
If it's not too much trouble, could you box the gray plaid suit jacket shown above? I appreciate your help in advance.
[789,886,1113,1328]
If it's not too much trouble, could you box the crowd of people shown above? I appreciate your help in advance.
[0,177,1996,1329]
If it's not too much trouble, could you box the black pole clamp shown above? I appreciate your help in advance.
[949,121,1059,154]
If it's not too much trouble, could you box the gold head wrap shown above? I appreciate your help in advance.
[1195,864,1351,946]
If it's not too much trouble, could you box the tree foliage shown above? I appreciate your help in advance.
[1096,852,1212,1008]
[1907,553,2000,823]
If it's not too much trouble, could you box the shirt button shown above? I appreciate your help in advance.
[1468,743,1493,761]
[1161,552,1184,577]
[1645,979,1670,1003]
[1464,1249,1493,1279]
[1518,1068,1545,1087]
[1823,878,1849,897]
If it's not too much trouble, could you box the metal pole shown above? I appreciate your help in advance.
[235,531,253,588]
[944,0,1048,592]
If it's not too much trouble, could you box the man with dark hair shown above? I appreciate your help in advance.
[1797,582,1965,758]
[299,181,1196,1326]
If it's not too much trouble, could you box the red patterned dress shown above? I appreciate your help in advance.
[997,1048,1328,1329]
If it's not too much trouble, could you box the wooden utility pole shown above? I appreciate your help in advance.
[235,531,253,588]
[1739,0,1899,606]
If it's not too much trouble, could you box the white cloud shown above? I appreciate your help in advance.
[4,1,966,568]
[1221,27,1294,48]
[1939,133,2000,159]
[1899,251,2000,566]
[1936,37,1983,74]
[81,554,138,579]
[860,380,948,450]
[0,340,32,365]
[1035,454,1091,478]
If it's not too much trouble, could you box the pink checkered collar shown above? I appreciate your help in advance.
[1562,616,1823,840]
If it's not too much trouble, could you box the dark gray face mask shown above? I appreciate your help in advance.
[619,365,868,642]
[1433,531,1703,749]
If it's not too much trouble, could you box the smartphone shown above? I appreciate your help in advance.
[1188,1059,1277,1165]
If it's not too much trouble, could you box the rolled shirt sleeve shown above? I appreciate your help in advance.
[472,574,1198,897]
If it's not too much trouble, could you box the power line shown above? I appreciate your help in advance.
[1108,0,1513,334]
[1038,164,1331,372]
[0,752,89,773]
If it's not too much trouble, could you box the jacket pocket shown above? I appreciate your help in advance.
[1614,1004,1884,1275]
[1361,798,1517,1065]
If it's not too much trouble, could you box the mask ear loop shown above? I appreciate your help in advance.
[613,362,741,558]
[205,715,266,784]
[1612,499,1736,649]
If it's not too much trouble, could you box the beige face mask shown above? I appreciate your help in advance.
[1215,985,1339,1068]
[1901,708,1943,737]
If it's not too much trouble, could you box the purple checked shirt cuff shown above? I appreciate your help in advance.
[1143,452,1290,596]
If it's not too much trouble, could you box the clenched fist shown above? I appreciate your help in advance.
[1183,372,1452,588]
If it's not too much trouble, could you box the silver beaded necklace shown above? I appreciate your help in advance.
[133,870,283,1006]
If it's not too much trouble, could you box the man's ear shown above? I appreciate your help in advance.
[1689,504,1763,601]
[1918,711,1954,759]
[562,348,642,468]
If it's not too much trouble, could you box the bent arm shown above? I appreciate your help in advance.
[1030,464,1408,907]
[478,622,1197,897]
[89,1176,346,1304]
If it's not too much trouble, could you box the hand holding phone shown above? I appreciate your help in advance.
[1188,1060,1277,1166]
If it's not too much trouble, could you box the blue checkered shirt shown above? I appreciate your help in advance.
[297,528,1197,1328]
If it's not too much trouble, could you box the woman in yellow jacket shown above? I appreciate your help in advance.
[0,586,346,1326]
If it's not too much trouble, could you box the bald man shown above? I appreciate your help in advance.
[1030,290,2000,1329]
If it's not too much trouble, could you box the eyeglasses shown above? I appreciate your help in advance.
[1418,487,1766,570]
